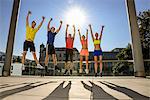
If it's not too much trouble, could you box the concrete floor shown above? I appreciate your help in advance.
[0,76,150,100]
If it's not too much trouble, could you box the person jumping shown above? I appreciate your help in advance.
[22,11,45,70]
[89,24,104,77]
[44,18,63,74]
[78,29,89,75]
[64,24,76,75]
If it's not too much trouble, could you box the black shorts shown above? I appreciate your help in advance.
[47,44,55,55]
[65,48,73,62]
[23,40,35,52]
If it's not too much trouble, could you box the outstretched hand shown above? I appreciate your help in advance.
[60,20,63,24]
[28,11,31,15]
[102,25,104,28]
[89,24,91,27]
[42,16,45,20]
[50,18,53,21]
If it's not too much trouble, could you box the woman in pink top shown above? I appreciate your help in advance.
[64,24,76,75]
[78,29,89,74]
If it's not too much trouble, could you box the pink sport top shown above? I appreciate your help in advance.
[81,39,88,49]
[66,37,74,49]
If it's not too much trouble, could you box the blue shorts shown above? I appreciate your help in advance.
[93,50,102,56]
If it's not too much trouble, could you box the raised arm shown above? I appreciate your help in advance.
[86,29,88,41]
[37,16,45,30]
[78,29,82,42]
[56,20,63,33]
[26,11,31,26]
[99,26,104,40]
[73,25,76,40]
[89,24,94,41]
[66,24,69,39]
[47,18,52,31]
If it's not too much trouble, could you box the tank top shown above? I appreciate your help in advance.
[81,39,88,49]
[66,37,74,49]
[47,31,57,45]
[94,39,101,45]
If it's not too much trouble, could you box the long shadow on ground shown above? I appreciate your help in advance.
[100,81,150,100]
[43,81,71,100]
[0,82,31,89]
[0,81,56,99]
[81,81,117,100]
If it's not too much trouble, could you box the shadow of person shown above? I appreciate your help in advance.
[100,81,149,100]
[43,81,71,100]
[81,81,117,100]
[0,81,55,99]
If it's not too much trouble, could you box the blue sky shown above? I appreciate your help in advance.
[0,0,150,60]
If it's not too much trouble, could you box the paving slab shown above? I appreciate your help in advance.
[0,76,150,100]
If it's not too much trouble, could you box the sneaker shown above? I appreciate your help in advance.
[55,65,60,70]
[95,73,98,77]
[64,69,68,75]
[100,73,102,77]
[37,64,44,69]
[45,66,48,75]
[22,64,25,70]
[85,69,89,74]
[45,66,48,73]
[70,70,72,75]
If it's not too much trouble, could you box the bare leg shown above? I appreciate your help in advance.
[54,54,57,65]
[44,53,49,66]
[85,56,89,70]
[52,54,57,66]
[80,55,83,73]
[99,55,103,73]
[94,56,98,73]
[22,51,27,64]
[85,56,89,74]
[32,52,39,64]
[45,44,49,66]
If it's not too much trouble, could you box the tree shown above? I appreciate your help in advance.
[137,9,150,59]
[137,10,150,75]
[112,44,133,75]
[112,10,150,76]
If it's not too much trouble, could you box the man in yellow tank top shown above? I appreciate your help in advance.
[22,11,45,70]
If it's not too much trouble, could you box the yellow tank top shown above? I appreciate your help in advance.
[26,25,39,42]
[94,39,101,45]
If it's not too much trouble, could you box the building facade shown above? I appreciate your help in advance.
[39,44,123,75]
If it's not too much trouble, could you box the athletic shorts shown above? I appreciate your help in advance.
[23,40,35,52]
[47,44,55,55]
[93,50,102,56]
[65,48,73,62]
[80,49,89,56]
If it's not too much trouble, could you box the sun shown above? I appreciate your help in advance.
[65,7,86,26]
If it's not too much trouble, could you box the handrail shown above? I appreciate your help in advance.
[0,59,150,64]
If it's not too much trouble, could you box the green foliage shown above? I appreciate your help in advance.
[112,44,133,75]
[137,9,150,59]
[112,10,150,75]
[138,10,150,75]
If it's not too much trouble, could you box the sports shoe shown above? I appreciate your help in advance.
[85,69,89,74]
[70,70,72,75]
[37,64,44,69]
[64,69,68,75]
[95,73,98,77]
[22,64,25,70]
[100,72,102,77]
[55,65,61,70]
